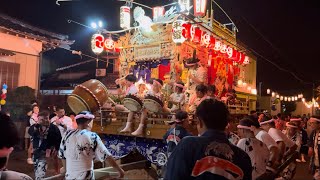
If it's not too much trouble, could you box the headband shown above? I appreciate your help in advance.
[153,80,162,87]
[290,118,302,122]
[75,113,95,120]
[286,122,298,129]
[0,147,13,157]
[260,119,275,125]
[237,125,252,130]
[310,118,320,122]
[185,62,198,66]
[174,83,184,89]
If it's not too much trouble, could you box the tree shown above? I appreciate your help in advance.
[282,101,297,114]
[5,86,37,120]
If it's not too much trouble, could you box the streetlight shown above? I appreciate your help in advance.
[91,20,104,29]
[91,22,97,29]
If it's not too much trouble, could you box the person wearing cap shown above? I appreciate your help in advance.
[169,82,185,112]
[289,117,308,163]
[307,116,320,178]
[188,84,208,113]
[163,111,191,157]
[249,116,280,171]
[58,111,125,179]
[184,56,208,104]
[28,111,62,179]
[165,99,252,180]
[237,118,270,180]
[260,118,297,163]
[0,112,32,179]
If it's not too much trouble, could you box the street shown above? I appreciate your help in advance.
[7,149,313,180]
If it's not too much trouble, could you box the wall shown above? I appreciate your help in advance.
[292,102,312,116]
[0,32,42,90]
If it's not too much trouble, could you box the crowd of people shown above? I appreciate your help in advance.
[1,102,124,180]
[0,75,318,180]
[0,98,320,180]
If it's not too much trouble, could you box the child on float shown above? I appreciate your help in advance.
[163,110,191,157]
[169,82,185,112]
[130,79,165,136]
[187,84,208,114]
[118,74,139,133]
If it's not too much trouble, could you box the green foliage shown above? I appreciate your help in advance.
[282,101,297,114]
[5,86,36,121]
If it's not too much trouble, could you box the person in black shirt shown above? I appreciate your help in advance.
[165,99,252,180]
[163,111,191,157]
[28,111,62,179]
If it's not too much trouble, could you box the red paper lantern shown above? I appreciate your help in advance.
[193,0,207,17]
[1,94,6,100]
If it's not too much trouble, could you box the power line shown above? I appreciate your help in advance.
[240,16,313,85]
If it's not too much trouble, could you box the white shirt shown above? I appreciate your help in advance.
[268,128,295,148]
[255,130,278,150]
[170,92,185,112]
[146,89,163,101]
[51,115,73,137]
[237,138,270,180]
[58,129,111,179]
[125,84,138,95]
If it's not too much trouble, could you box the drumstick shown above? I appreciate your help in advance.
[108,97,117,105]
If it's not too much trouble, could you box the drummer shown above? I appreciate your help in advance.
[169,82,185,112]
[119,74,139,133]
[131,79,164,136]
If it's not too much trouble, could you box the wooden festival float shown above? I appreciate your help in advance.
[67,0,257,172]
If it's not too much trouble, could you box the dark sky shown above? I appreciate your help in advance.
[1,0,319,98]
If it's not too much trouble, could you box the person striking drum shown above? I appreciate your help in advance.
[169,82,185,112]
[131,79,164,136]
[118,74,139,133]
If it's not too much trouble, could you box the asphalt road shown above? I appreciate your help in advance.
[6,149,313,180]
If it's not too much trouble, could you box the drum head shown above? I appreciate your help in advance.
[67,94,90,114]
[123,98,142,112]
[143,99,162,113]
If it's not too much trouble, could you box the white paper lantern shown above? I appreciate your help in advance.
[179,0,190,13]
[172,20,186,44]
[120,6,130,29]
[153,6,165,21]
[267,89,270,94]
[91,34,104,55]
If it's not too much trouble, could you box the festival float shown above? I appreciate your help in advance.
[67,0,257,172]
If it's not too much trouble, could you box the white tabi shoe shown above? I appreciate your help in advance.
[120,122,133,133]
[131,124,145,136]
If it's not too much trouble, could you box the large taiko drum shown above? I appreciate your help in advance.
[67,79,108,114]
[123,94,143,112]
[143,95,164,113]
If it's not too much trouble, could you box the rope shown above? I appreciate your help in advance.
[43,160,147,180]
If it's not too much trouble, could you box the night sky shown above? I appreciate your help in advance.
[1,0,319,98]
